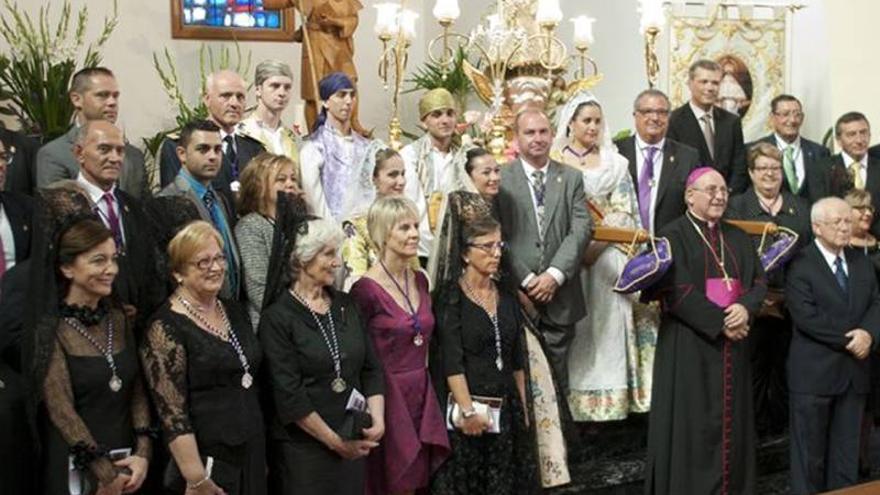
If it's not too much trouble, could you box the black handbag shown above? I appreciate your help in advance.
[337,410,373,441]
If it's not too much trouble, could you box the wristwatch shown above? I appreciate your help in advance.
[461,407,478,419]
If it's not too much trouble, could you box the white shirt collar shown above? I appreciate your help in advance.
[689,101,713,121]
[774,133,801,151]
[76,172,116,204]
[814,238,846,271]
[842,151,868,167]
[520,156,550,177]
[635,134,665,152]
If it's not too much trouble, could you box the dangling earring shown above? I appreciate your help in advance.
[463,258,470,264]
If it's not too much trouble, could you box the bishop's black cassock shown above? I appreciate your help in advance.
[645,213,767,495]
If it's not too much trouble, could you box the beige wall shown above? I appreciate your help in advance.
[0,0,868,150]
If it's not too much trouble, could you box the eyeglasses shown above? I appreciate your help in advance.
[691,186,732,198]
[636,108,670,118]
[772,111,804,119]
[189,253,227,271]
[468,241,506,253]
[752,165,782,173]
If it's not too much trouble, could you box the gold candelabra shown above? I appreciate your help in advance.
[643,26,661,88]
[375,3,417,151]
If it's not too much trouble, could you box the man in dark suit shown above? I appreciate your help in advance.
[747,94,830,202]
[497,109,592,396]
[35,67,147,199]
[668,59,748,193]
[818,112,880,236]
[0,127,39,196]
[158,119,241,300]
[73,120,157,324]
[158,70,264,195]
[0,138,33,285]
[785,197,880,493]
[615,89,700,234]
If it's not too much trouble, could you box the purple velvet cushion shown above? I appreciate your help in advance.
[760,234,799,272]
[614,237,672,294]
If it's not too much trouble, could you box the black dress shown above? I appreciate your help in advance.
[41,307,152,495]
[141,301,266,495]
[727,189,812,435]
[430,285,538,495]
[258,289,385,495]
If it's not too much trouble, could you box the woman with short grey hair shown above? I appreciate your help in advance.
[259,217,386,494]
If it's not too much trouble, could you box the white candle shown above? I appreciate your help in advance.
[571,15,595,49]
[374,3,400,37]
[535,0,563,25]
[432,0,460,22]
[399,9,419,42]
[639,0,665,34]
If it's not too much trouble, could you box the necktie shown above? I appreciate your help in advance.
[102,193,123,248]
[834,256,848,292]
[203,189,221,228]
[700,113,715,160]
[531,170,546,236]
[783,146,798,193]
[223,135,239,179]
[850,162,865,189]
[638,146,657,231]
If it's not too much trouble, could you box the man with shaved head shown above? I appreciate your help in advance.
[36,67,146,198]
[645,167,766,495]
[74,120,155,322]
[158,69,264,194]
[785,197,880,493]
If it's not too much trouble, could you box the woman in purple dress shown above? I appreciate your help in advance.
[350,196,450,495]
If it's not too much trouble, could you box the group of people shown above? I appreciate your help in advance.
[1,53,880,495]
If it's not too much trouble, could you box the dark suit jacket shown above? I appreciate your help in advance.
[615,136,700,233]
[113,189,161,329]
[747,134,830,201]
[35,126,147,199]
[786,244,880,395]
[497,158,592,326]
[0,192,33,264]
[817,154,880,236]
[0,128,40,196]
[158,133,264,193]
[667,103,747,193]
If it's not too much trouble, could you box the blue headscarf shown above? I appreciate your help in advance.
[312,72,355,134]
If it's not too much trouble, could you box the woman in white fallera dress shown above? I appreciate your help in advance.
[551,92,659,422]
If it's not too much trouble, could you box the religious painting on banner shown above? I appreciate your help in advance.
[666,4,790,142]
[172,0,296,41]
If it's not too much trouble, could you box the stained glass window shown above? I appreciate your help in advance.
[172,0,295,41]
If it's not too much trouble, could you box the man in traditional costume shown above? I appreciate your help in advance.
[299,72,383,223]
[645,167,767,495]
[401,88,470,260]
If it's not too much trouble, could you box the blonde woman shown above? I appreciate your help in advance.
[235,152,302,330]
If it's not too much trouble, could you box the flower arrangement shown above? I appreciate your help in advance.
[0,0,118,140]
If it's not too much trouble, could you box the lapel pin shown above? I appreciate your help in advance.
[124,205,130,213]
[670,156,675,163]
[23,225,28,231]
[556,177,562,183]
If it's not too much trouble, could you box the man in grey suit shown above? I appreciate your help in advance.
[158,119,241,300]
[35,67,146,198]
[497,109,592,396]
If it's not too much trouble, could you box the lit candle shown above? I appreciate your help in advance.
[571,15,595,49]
[374,3,400,37]
[639,0,665,34]
[432,0,460,22]
[486,13,501,31]
[535,0,563,25]
[399,9,419,42]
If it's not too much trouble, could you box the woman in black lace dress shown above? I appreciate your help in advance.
[430,216,538,495]
[141,221,265,495]
[37,218,152,495]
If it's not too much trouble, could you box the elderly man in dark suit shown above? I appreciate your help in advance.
[35,67,146,198]
[158,119,241,300]
[496,109,592,397]
[668,59,748,193]
[615,89,700,234]
[0,137,32,285]
[0,127,40,196]
[158,70,264,194]
[785,196,880,493]
[747,94,830,202]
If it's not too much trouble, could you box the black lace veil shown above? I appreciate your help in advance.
[262,192,314,311]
